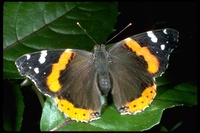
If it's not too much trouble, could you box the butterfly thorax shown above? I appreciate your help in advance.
[93,44,111,95]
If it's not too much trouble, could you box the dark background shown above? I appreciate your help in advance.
[21,2,197,131]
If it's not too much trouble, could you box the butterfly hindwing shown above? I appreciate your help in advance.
[108,42,156,114]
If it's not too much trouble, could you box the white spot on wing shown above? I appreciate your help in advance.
[39,50,47,64]
[65,49,73,52]
[26,54,31,60]
[163,29,167,34]
[124,37,132,42]
[147,31,158,43]
[34,67,39,74]
[160,44,165,50]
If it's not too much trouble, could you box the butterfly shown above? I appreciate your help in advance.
[15,28,179,122]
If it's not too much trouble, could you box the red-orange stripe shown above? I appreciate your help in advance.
[47,50,73,92]
[124,38,159,74]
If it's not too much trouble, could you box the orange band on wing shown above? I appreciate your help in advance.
[122,83,156,114]
[124,38,159,73]
[55,97,100,122]
[47,50,73,92]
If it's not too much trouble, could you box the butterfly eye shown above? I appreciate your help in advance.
[100,44,105,49]
[94,45,101,51]
[94,45,98,50]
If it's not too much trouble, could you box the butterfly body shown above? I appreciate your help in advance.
[15,28,179,122]
[93,44,112,95]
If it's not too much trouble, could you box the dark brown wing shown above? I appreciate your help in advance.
[108,43,156,114]
[108,28,178,114]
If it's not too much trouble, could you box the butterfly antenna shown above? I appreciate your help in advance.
[77,22,98,45]
[105,23,132,44]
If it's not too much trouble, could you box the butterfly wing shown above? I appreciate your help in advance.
[15,49,101,122]
[108,28,179,114]
[127,28,179,77]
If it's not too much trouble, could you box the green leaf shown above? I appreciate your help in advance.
[3,80,25,131]
[3,2,118,79]
[40,82,197,131]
